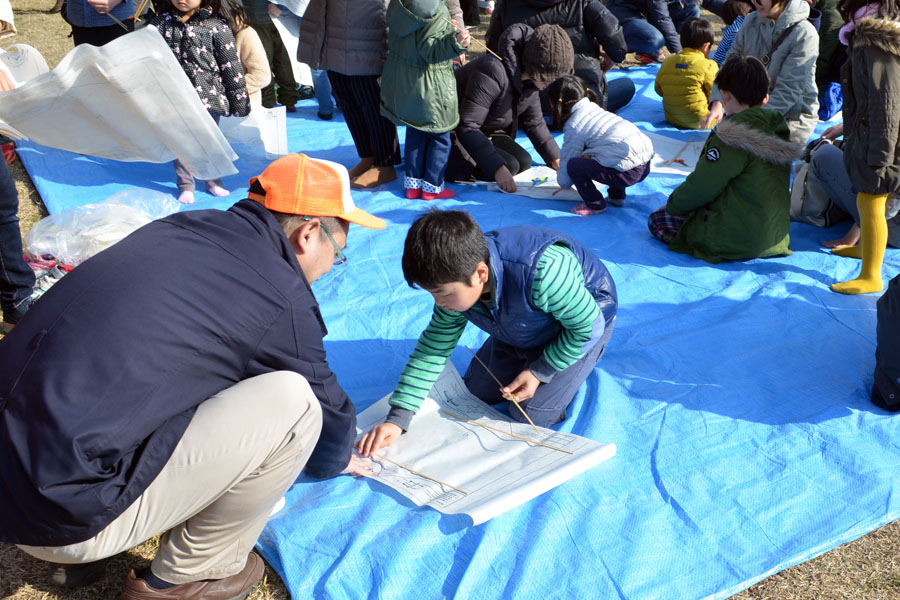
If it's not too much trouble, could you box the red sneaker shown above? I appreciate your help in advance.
[422,188,455,201]
[2,142,16,165]
[636,52,664,65]
[406,188,423,199]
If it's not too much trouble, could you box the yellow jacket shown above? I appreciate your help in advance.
[654,48,718,130]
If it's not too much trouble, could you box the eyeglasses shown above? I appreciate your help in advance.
[302,216,347,265]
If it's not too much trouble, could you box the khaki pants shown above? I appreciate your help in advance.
[19,371,322,584]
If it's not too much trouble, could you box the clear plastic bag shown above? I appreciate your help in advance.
[25,189,180,266]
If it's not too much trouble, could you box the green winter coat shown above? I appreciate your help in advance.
[666,107,802,263]
[380,0,465,132]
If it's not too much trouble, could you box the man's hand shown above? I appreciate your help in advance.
[700,100,724,130]
[267,4,282,17]
[598,48,614,73]
[341,454,373,477]
[549,158,560,171]
[356,422,402,457]
[502,369,541,402]
[0,70,15,93]
[821,123,844,141]
[494,165,517,193]
[86,0,122,15]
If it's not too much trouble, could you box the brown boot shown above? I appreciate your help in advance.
[119,552,264,600]
[347,157,374,180]
[351,165,396,189]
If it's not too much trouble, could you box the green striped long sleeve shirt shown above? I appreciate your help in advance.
[389,243,603,416]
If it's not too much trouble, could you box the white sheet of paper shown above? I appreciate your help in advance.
[486,165,581,201]
[356,363,616,525]
[644,131,707,176]
[219,105,288,158]
[0,27,238,180]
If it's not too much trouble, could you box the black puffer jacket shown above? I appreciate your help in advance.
[454,23,561,177]
[485,0,625,105]
[486,0,626,61]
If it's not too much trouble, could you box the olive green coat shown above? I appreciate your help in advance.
[380,0,466,132]
[666,107,802,263]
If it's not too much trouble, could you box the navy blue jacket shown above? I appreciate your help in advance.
[607,0,684,53]
[0,200,356,546]
[462,227,617,349]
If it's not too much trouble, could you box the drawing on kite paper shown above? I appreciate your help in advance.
[355,363,616,525]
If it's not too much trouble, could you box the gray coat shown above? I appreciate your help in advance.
[711,0,819,143]
[298,0,390,75]
[842,17,900,196]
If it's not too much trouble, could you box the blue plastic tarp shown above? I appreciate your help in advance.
[15,65,900,600]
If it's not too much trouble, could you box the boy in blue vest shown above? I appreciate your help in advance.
[357,209,617,456]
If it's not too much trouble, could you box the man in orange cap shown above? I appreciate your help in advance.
[0,154,384,599]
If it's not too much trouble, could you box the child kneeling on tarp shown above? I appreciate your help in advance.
[356,209,617,456]
[647,55,802,263]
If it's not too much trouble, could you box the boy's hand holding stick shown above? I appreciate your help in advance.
[465,346,541,435]
[443,16,502,61]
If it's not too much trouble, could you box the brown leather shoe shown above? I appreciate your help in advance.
[350,165,396,189]
[347,156,374,179]
[119,552,265,600]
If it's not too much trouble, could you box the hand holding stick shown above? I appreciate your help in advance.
[442,16,502,61]
[464,345,541,435]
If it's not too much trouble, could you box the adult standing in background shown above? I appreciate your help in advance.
[485,0,636,112]
[606,0,700,63]
[66,0,134,46]
[701,0,819,143]
[299,0,401,189]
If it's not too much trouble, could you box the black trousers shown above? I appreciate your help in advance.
[251,21,300,108]
[327,71,400,167]
[446,133,532,182]
[71,18,134,47]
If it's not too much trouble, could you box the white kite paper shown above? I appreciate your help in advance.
[356,364,616,525]
[0,27,238,180]
[486,165,581,201]
[644,131,707,175]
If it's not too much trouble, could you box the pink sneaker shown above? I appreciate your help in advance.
[406,188,423,199]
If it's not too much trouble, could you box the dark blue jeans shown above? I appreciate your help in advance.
[567,158,651,208]
[0,160,35,314]
[463,318,615,427]
[404,128,452,188]
[622,2,701,54]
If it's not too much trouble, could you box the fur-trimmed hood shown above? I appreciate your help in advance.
[852,16,900,57]
[714,110,803,165]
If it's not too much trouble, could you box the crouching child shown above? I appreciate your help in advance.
[357,209,617,456]
[648,55,802,263]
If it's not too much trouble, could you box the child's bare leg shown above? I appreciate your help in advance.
[174,159,195,204]
[831,192,888,295]
[824,223,860,252]
[206,179,229,197]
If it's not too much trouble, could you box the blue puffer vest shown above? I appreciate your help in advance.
[463,226,617,349]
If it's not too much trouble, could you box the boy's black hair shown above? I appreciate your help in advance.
[838,0,900,21]
[154,0,219,15]
[679,18,715,49]
[546,75,601,129]
[715,55,770,107]
[401,210,490,290]
[721,0,752,26]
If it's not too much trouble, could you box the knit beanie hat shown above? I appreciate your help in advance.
[520,24,574,83]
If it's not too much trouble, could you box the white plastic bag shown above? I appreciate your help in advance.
[25,189,180,265]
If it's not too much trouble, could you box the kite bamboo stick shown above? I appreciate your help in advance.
[440,409,574,455]
[441,16,502,61]
[373,453,470,495]
[464,345,541,436]
[134,0,151,22]
[659,138,694,167]
[104,10,129,30]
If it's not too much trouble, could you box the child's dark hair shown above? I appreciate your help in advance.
[720,0,752,26]
[401,210,490,290]
[218,0,249,33]
[679,18,715,50]
[154,0,219,15]
[715,55,769,107]
[838,0,900,21]
[546,75,601,129]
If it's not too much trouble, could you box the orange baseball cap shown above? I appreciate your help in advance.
[248,154,386,229]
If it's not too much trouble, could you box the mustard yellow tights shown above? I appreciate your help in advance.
[831,192,889,295]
